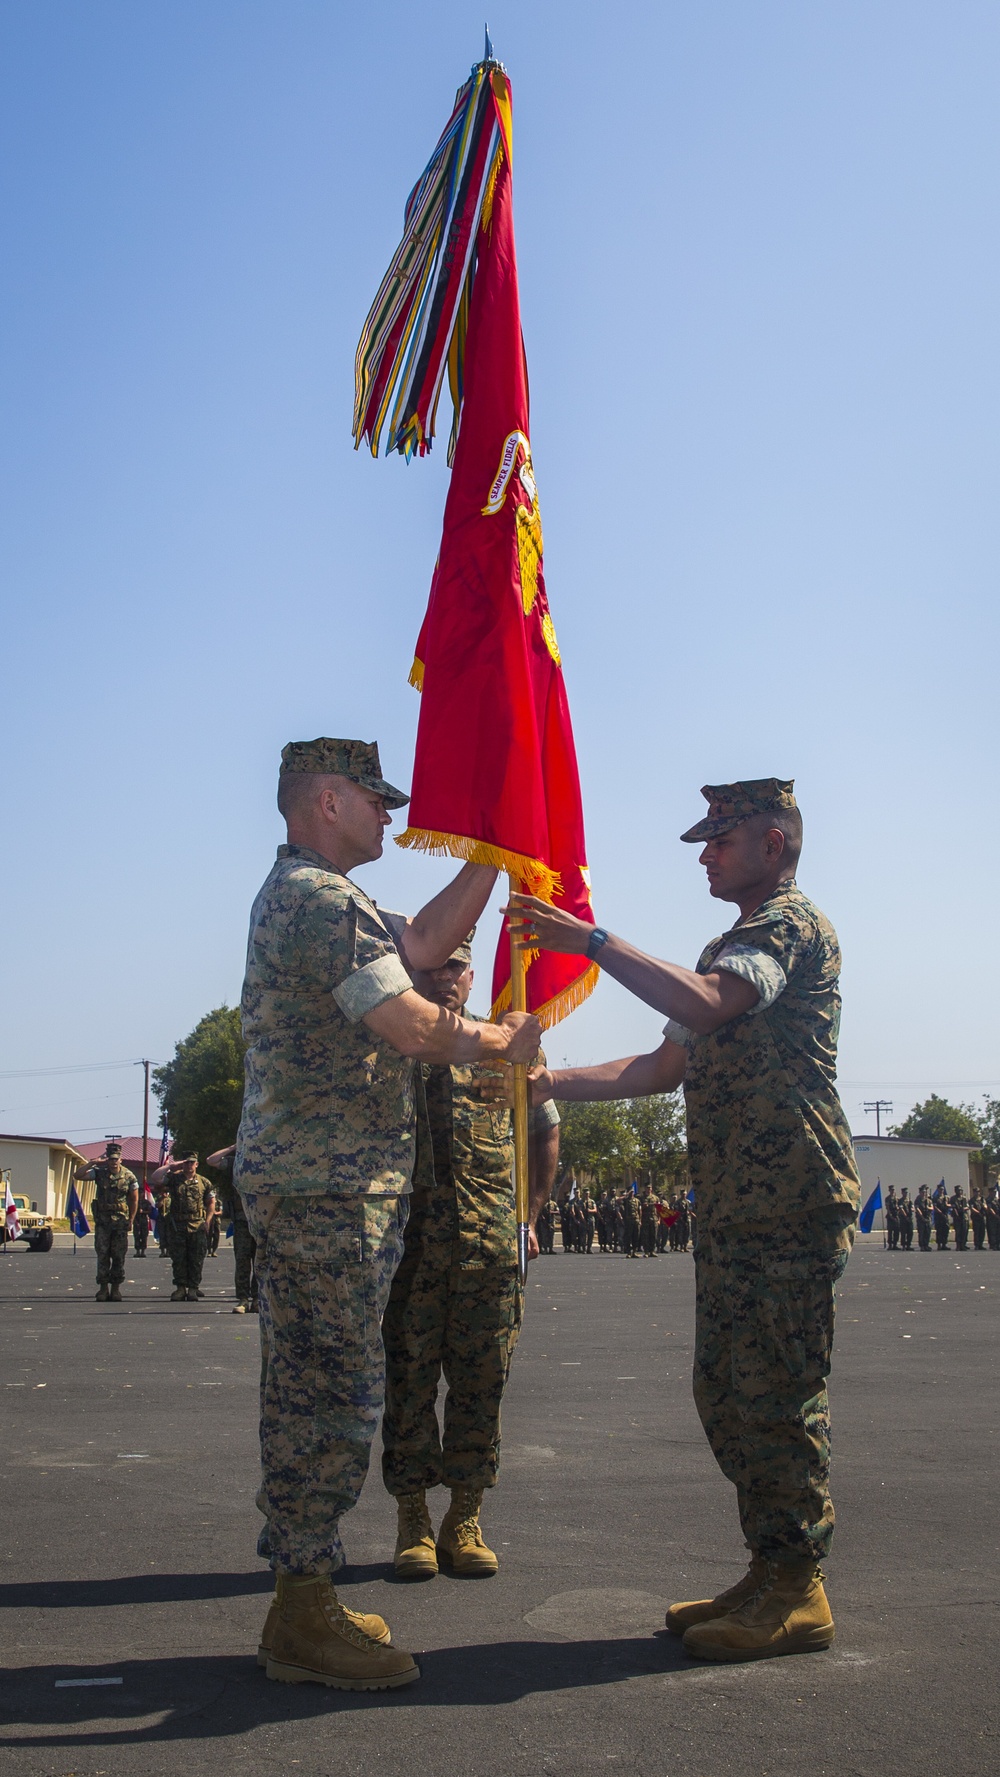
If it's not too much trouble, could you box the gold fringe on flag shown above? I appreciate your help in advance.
[394,826,562,902]
[490,959,601,1032]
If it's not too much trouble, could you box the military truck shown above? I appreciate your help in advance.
[5,1196,55,1252]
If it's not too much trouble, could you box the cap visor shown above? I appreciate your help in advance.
[679,815,744,843]
[367,776,410,811]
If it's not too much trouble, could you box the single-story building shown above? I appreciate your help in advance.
[0,1134,87,1219]
[852,1134,981,1228]
[74,1138,163,1198]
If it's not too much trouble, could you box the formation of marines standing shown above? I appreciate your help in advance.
[549,1187,696,1255]
[885,1181,998,1252]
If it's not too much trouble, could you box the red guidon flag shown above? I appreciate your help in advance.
[354,53,596,1026]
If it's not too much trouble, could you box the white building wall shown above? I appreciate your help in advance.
[0,1141,52,1212]
[0,1140,85,1216]
[852,1137,976,1227]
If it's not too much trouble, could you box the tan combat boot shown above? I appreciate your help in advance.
[257,1575,390,1668]
[109,1284,123,1302]
[436,1486,498,1577]
[265,1577,418,1690]
[95,1284,110,1302]
[682,1558,835,1662]
[394,1492,439,1580]
[665,1554,767,1635]
[170,1287,186,1302]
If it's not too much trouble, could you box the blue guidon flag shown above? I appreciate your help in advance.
[66,1181,90,1239]
[858,1180,883,1234]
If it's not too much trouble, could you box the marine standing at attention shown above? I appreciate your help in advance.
[382,934,560,1580]
[74,1141,137,1303]
[234,738,540,1694]
[508,779,861,1663]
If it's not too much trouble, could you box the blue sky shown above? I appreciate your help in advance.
[2,1,997,1144]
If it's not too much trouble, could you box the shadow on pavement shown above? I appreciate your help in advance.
[0,1571,274,1610]
[4,1638,694,1744]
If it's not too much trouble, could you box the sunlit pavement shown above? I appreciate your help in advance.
[2,1241,996,1777]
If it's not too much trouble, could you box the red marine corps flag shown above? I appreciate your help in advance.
[354,41,597,1031]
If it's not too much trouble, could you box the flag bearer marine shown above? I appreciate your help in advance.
[74,1141,137,1303]
[381,935,560,1578]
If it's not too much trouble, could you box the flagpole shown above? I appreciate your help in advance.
[508,873,530,1281]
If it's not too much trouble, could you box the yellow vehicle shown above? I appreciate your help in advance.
[5,1195,55,1252]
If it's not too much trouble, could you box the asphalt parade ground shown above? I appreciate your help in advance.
[1,1239,997,1777]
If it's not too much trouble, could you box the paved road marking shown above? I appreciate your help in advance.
[55,1677,123,1688]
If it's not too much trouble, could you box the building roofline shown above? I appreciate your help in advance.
[852,1134,980,1151]
[0,1133,87,1160]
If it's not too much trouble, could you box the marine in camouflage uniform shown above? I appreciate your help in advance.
[915,1185,933,1250]
[511,778,860,1662]
[75,1142,137,1302]
[207,1145,259,1313]
[932,1183,951,1250]
[232,737,539,1692]
[150,1153,215,1301]
[897,1188,915,1250]
[950,1187,970,1252]
[381,939,560,1576]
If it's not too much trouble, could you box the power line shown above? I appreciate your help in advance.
[18,1123,150,1139]
[0,1058,160,1082]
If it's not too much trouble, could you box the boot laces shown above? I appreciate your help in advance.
[321,1590,383,1652]
[400,1495,430,1538]
[451,1508,484,1547]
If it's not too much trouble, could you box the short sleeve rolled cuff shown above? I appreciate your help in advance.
[662,946,785,1050]
[712,943,787,1009]
[333,951,412,1022]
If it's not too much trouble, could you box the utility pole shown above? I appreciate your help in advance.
[138,1060,150,1192]
[864,1099,893,1138]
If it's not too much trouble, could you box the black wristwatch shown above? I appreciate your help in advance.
[586,925,610,960]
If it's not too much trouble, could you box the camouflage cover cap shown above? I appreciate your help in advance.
[445,926,476,968]
[680,778,797,843]
[105,1142,122,1155]
[279,738,409,811]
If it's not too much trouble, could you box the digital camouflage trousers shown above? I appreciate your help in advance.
[168,1222,207,1292]
[94,1219,129,1285]
[381,1236,523,1496]
[693,1213,854,1564]
[232,1211,257,1303]
[242,1190,407,1575]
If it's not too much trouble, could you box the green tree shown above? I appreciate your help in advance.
[889,1094,982,1147]
[556,1100,636,1190]
[555,1091,687,1192]
[622,1092,687,1188]
[153,1006,246,1177]
[977,1097,1000,1168]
